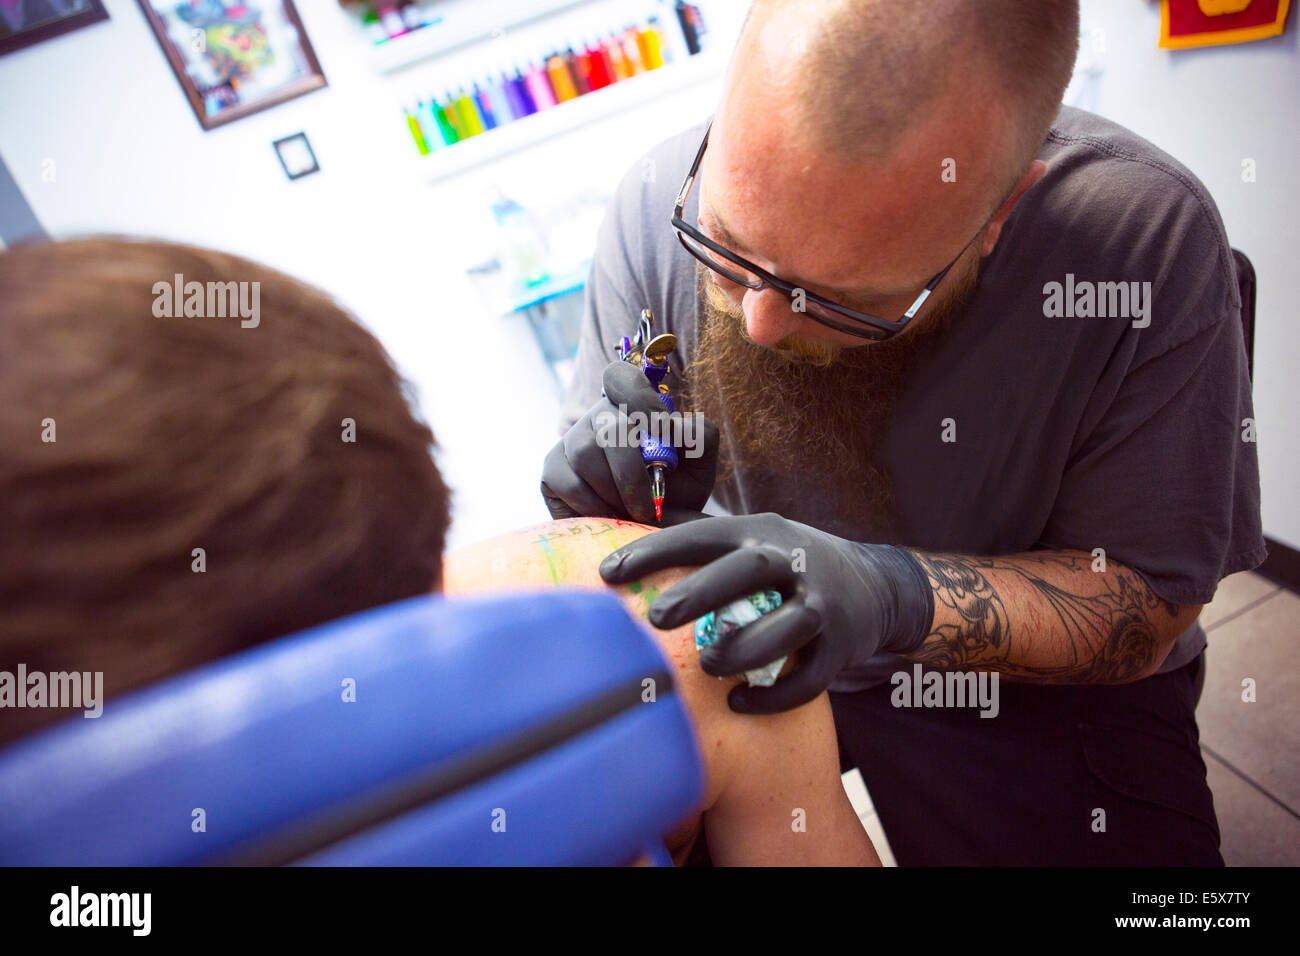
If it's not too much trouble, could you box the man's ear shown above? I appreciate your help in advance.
[980,159,1047,256]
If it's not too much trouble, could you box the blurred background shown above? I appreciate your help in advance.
[0,0,1294,563]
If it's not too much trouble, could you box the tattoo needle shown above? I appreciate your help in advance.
[612,309,678,523]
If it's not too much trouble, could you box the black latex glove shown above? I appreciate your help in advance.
[541,360,719,526]
[598,513,935,713]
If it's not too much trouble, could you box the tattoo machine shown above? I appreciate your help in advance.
[611,308,678,523]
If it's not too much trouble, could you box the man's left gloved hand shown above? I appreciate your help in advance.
[598,513,935,714]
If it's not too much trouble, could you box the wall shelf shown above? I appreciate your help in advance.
[415,46,726,183]
[369,0,602,75]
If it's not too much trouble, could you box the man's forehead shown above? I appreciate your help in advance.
[702,74,1008,292]
[699,136,955,293]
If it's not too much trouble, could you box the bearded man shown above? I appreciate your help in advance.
[541,0,1264,865]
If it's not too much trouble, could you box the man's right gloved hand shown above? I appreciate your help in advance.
[541,360,719,526]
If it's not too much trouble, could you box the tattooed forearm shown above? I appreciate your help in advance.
[905,549,1188,684]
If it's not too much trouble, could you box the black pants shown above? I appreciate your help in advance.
[830,654,1223,865]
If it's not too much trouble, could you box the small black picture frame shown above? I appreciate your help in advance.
[273,132,319,180]
[0,0,109,57]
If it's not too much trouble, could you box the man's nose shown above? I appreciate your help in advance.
[742,287,804,347]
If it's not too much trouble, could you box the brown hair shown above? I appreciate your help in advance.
[0,237,451,746]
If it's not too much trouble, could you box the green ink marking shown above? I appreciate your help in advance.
[536,536,561,586]
[623,579,658,619]
[640,585,659,619]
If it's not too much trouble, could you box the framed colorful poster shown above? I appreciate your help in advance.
[137,1,327,130]
[0,0,109,57]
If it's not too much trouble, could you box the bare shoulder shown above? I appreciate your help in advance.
[442,518,877,865]
[442,518,746,805]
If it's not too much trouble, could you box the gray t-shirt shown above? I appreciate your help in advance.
[561,105,1267,691]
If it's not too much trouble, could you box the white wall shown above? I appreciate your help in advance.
[1073,0,1299,551]
[0,0,742,549]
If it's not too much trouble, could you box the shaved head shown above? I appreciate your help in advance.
[693,0,1078,353]
[680,0,1078,532]
[743,0,1078,195]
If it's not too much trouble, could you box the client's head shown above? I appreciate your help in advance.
[0,237,451,746]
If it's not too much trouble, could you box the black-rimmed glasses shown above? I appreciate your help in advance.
[671,121,988,341]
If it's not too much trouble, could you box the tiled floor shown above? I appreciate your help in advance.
[1194,571,1300,865]
[841,569,1300,866]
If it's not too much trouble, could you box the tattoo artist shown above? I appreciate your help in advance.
[540,0,1264,865]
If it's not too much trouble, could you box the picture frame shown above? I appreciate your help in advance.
[0,0,109,57]
[272,131,319,180]
[136,0,327,131]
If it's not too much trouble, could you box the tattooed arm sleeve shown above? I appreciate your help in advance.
[902,549,1203,684]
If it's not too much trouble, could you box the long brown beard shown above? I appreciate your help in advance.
[682,263,976,542]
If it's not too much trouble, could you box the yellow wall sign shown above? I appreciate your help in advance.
[1160,0,1291,48]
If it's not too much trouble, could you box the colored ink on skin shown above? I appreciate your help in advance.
[536,536,562,586]
[624,579,660,621]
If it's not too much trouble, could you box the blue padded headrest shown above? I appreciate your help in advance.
[0,590,705,865]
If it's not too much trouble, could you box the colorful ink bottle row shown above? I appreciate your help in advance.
[402,20,683,156]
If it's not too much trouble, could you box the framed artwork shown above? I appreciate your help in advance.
[272,131,319,180]
[137,0,327,130]
[0,0,109,57]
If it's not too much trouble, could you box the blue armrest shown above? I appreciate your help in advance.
[0,590,705,866]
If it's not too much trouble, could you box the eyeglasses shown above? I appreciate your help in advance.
[671,121,988,341]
